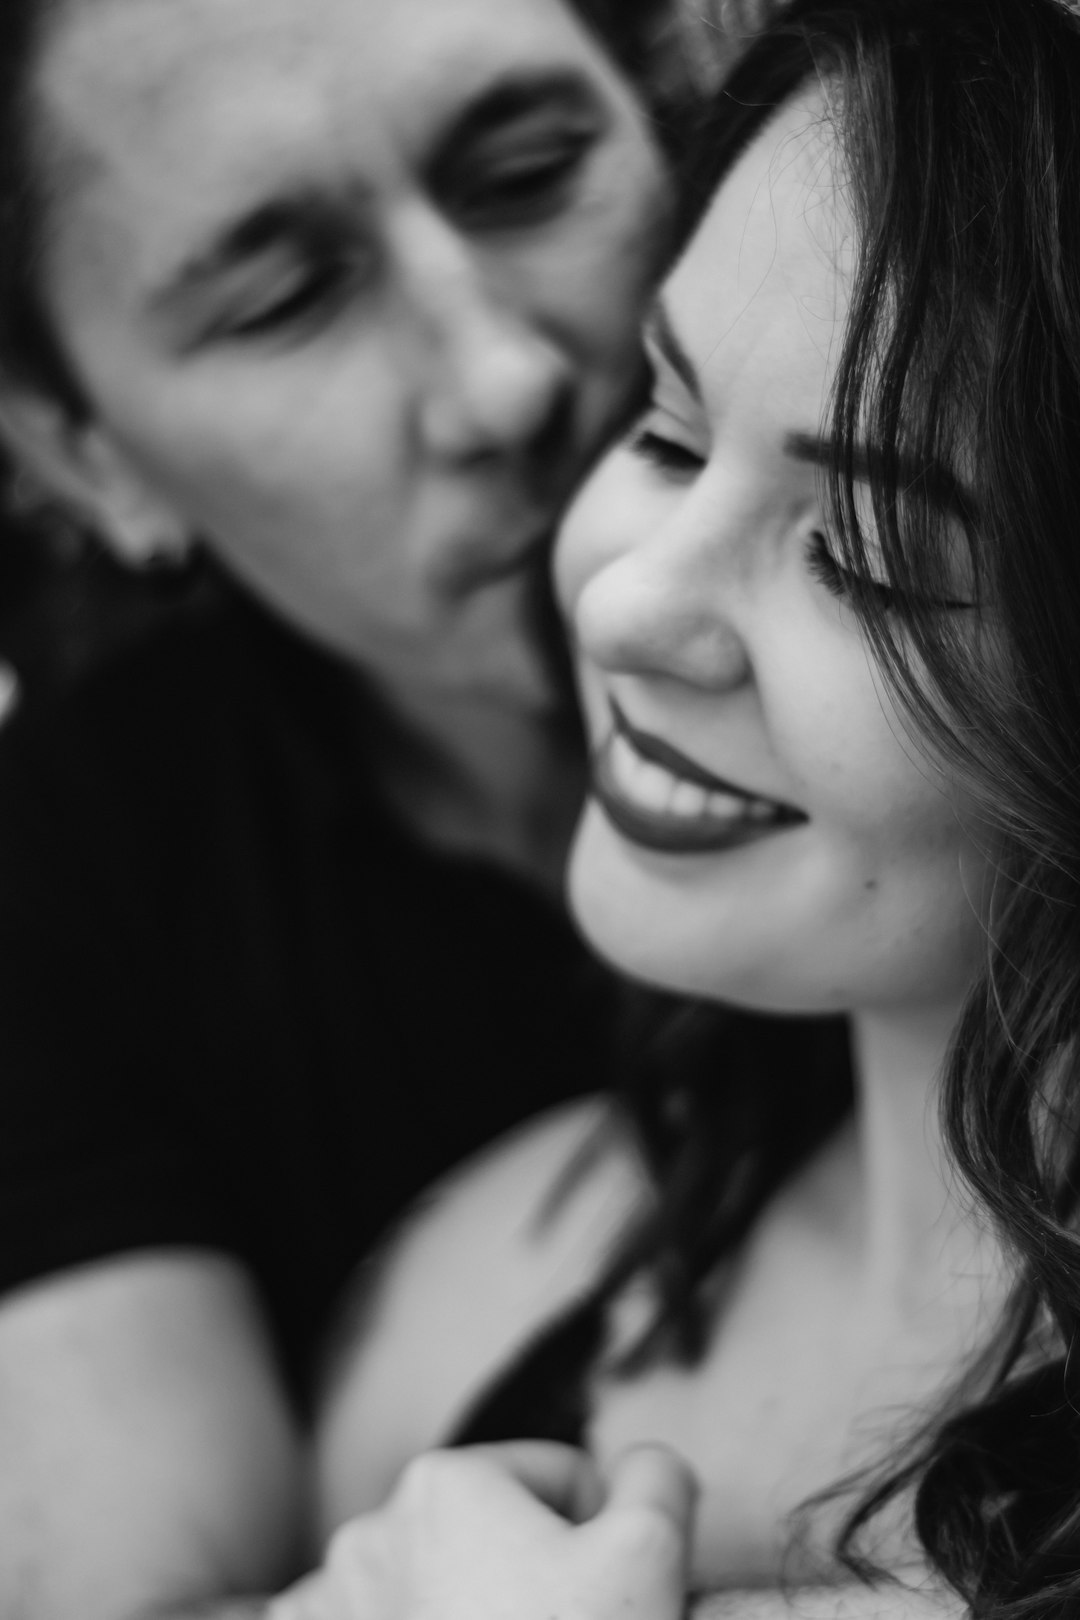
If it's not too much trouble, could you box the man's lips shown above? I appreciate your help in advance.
[444,526,555,596]
[589,700,807,855]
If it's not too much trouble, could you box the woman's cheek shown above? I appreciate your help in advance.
[571,657,614,749]
[554,446,660,618]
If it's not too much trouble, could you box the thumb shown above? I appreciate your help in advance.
[603,1443,699,1538]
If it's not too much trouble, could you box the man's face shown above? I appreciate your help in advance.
[36,0,668,706]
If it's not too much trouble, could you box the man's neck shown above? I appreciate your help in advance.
[360,678,588,900]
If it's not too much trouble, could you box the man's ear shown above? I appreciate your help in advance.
[0,385,192,566]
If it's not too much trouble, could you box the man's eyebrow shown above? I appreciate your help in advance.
[784,430,975,521]
[150,69,599,312]
[147,191,352,313]
[642,299,703,405]
[431,67,606,169]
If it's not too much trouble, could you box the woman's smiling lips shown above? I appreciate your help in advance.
[591,699,808,854]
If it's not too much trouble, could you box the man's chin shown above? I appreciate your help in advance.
[447,652,569,717]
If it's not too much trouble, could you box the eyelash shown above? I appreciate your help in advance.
[806,530,976,614]
[804,529,905,611]
[457,132,595,228]
[629,443,905,609]
[629,431,972,617]
[226,260,352,340]
[628,427,705,478]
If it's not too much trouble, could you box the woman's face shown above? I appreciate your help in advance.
[555,89,991,1017]
[32,0,667,705]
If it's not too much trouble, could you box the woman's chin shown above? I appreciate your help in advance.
[568,795,988,1021]
[566,801,790,1009]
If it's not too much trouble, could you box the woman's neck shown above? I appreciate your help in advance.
[846,1005,1003,1321]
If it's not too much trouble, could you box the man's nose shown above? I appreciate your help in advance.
[574,522,753,692]
[399,222,574,462]
[419,299,574,463]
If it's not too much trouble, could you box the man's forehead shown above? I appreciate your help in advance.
[34,0,614,314]
[35,0,602,216]
[38,0,595,126]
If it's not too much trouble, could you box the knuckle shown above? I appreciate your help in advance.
[603,1506,686,1574]
[327,1517,360,1556]
[326,1515,366,1568]
[394,1446,465,1508]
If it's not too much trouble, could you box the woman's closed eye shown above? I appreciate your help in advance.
[806,529,973,614]
[629,427,706,478]
[806,529,901,611]
[626,388,707,482]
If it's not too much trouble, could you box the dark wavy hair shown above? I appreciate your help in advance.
[609,3,1080,1615]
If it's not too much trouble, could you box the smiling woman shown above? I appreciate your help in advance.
[560,82,988,1014]
[310,3,1080,1618]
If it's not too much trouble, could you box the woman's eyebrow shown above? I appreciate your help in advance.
[784,430,976,522]
[643,299,702,404]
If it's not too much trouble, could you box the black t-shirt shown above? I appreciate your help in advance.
[0,588,619,1402]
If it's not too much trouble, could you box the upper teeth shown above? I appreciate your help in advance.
[609,732,781,823]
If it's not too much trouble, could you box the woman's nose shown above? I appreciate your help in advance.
[573,524,753,692]
[399,221,574,463]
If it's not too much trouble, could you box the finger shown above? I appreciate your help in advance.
[459,1440,606,1522]
[268,1568,351,1620]
[602,1443,699,1536]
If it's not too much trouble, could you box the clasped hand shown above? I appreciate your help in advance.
[271,1441,697,1620]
